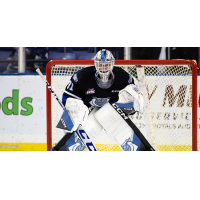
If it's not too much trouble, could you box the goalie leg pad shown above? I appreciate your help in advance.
[94,103,141,151]
[82,107,104,142]
[66,133,86,151]
[121,133,141,151]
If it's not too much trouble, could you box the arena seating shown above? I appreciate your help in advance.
[49,52,76,60]
[78,53,96,60]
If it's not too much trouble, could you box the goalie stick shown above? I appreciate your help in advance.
[36,68,98,151]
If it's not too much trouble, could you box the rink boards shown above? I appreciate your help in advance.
[0,74,47,151]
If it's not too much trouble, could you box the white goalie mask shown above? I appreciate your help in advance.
[94,49,115,89]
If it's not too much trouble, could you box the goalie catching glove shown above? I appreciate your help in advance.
[115,84,143,115]
[56,98,89,132]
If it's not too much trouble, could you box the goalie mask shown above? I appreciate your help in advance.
[94,49,115,89]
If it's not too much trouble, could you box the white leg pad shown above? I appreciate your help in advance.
[82,107,104,142]
[94,103,135,150]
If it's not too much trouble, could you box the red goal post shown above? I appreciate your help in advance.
[46,59,198,151]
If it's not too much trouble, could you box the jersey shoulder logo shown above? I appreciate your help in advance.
[85,88,95,95]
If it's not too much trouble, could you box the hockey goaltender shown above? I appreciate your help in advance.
[52,49,155,151]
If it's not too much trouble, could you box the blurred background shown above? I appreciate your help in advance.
[0,47,199,74]
[0,46,199,151]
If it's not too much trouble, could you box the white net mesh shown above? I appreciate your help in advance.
[49,63,199,151]
[128,65,196,151]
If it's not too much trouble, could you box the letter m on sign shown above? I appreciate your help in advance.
[162,85,187,107]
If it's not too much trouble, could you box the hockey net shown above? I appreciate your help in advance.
[46,60,199,151]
